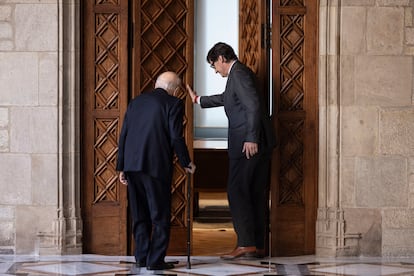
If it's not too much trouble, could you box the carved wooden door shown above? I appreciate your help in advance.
[238,0,272,254]
[239,0,270,97]
[271,0,318,256]
[81,0,129,254]
[81,0,194,255]
[130,0,194,255]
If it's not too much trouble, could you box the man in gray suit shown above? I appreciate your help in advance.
[187,42,275,259]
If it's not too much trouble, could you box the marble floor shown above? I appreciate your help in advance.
[2,254,414,275]
[3,195,414,275]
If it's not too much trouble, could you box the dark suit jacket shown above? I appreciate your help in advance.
[200,61,276,159]
[116,88,191,183]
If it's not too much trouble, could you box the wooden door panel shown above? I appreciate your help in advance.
[239,0,271,255]
[82,0,194,255]
[131,0,194,255]
[239,0,269,90]
[271,0,318,256]
[81,0,129,254]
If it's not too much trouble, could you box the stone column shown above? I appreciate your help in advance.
[316,0,351,257]
[38,0,82,255]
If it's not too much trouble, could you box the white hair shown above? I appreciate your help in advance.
[155,72,181,94]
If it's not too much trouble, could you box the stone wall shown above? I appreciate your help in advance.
[0,0,59,254]
[339,0,414,257]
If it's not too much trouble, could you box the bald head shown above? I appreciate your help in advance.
[155,71,181,96]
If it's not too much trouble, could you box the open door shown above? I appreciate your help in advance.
[271,0,319,256]
[239,0,318,257]
[129,0,194,255]
[239,0,271,255]
[81,0,194,255]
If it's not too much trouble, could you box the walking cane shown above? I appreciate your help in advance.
[186,172,192,269]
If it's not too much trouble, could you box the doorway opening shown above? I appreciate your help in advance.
[80,0,318,256]
[192,192,236,256]
[192,0,238,255]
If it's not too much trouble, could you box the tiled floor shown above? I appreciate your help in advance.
[4,196,412,275]
[2,254,414,275]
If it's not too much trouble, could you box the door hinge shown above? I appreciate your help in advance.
[129,21,134,49]
[262,23,272,49]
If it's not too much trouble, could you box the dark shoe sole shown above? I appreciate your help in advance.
[244,252,266,259]
[135,260,147,267]
[146,262,175,270]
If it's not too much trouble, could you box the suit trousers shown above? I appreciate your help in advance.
[125,171,171,266]
[227,153,270,249]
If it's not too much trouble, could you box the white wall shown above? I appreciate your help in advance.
[194,0,239,129]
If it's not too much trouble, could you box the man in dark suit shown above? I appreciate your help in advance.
[187,42,275,259]
[117,71,196,270]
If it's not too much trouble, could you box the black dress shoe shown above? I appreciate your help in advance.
[146,262,175,270]
[135,261,146,267]
[255,248,266,258]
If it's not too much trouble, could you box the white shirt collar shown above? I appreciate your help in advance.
[227,60,237,75]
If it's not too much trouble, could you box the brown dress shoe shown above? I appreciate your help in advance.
[245,248,265,258]
[220,246,256,260]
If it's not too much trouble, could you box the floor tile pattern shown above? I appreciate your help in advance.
[1,255,414,275]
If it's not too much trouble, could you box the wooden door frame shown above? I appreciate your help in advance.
[79,0,320,257]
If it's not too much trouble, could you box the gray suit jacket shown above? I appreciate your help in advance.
[200,61,276,159]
